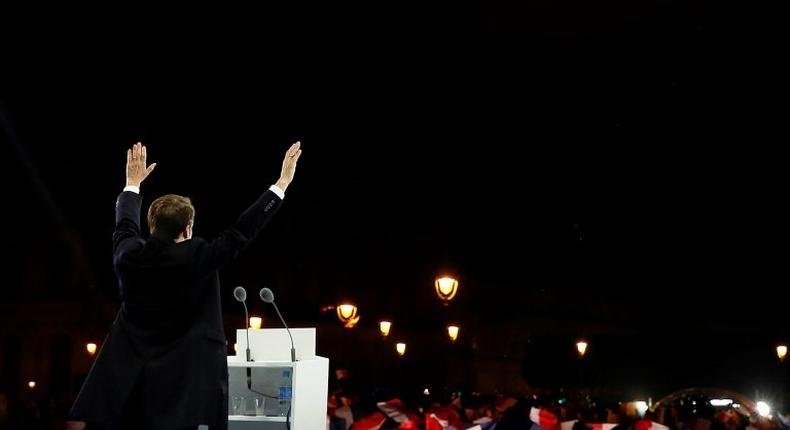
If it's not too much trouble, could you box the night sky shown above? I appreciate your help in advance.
[1,2,788,401]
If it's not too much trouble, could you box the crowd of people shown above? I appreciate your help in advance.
[325,369,788,430]
[0,379,787,430]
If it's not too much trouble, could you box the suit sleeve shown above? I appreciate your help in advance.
[195,189,283,273]
[113,191,143,255]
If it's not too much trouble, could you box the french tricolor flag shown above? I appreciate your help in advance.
[587,424,618,430]
[636,420,669,430]
[530,407,560,430]
[377,398,422,429]
[425,407,464,430]
[560,421,618,430]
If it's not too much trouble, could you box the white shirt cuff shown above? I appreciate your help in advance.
[123,185,140,194]
[269,185,285,199]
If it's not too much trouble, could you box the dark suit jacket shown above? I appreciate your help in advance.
[69,189,283,430]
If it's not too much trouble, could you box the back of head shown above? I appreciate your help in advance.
[147,194,194,239]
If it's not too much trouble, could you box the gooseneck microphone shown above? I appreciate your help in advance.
[233,286,253,390]
[259,287,296,362]
[232,286,251,362]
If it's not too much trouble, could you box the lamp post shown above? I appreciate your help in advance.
[779,344,788,410]
[396,342,407,396]
[576,339,589,404]
[446,325,461,394]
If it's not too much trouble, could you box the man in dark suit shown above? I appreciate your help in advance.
[68,142,302,430]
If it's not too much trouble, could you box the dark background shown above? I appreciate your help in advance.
[0,0,788,410]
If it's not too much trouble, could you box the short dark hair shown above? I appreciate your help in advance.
[147,194,194,239]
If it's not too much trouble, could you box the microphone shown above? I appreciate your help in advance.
[233,286,252,362]
[259,287,296,362]
[233,286,254,391]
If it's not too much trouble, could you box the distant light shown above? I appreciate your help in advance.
[396,343,406,356]
[379,321,392,338]
[635,401,648,417]
[576,341,588,357]
[435,276,459,303]
[756,401,771,417]
[28,381,36,389]
[778,345,788,361]
[86,343,97,355]
[733,403,741,408]
[447,325,460,343]
[558,398,567,405]
[337,304,360,328]
[423,388,430,396]
[710,399,733,407]
[337,304,357,320]
[249,317,262,329]
[692,401,697,406]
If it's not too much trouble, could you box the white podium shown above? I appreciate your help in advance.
[228,328,329,430]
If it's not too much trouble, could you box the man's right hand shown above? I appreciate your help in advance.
[275,141,302,192]
[126,142,157,188]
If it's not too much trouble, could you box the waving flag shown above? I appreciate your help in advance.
[474,417,497,430]
[351,412,388,430]
[425,406,464,430]
[530,407,559,430]
[561,421,618,430]
[636,420,669,430]
[377,398,422,428]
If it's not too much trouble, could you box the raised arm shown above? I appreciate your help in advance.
[113,142,157,252]
[195,142,302,271]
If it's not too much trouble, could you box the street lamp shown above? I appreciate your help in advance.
[337,304,358,322]
[86,343,97,356]
[778,344,788,410]
[576,340,588,358]
[337,303,360,328]
[447,325,460,343]
[435,276,458,304]
[249,317,262,329]
[380,321,392,338]
[777,345,787,361]
[396,343,407,357]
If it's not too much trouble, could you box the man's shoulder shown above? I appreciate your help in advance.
[113,236,146,263]
[187,236,208,247]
